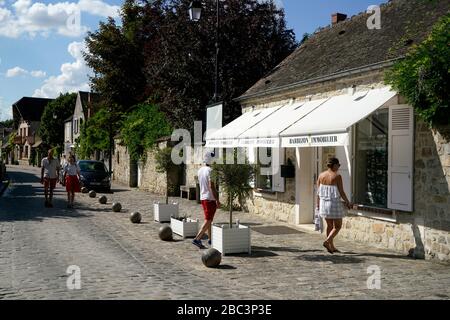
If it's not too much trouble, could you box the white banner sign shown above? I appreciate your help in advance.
[282,133,349,148]
[237,137,280,148]
[205,139,238,148]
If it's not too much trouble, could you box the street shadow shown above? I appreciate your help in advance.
[252,245,313,254]
[339,251,415,261]
[215,265,237,270]
[225,250,278,258]
[296,254,365,264]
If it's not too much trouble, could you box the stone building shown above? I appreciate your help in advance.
[206,0,450,261]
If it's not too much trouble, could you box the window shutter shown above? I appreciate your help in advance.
[272,148,285,193]
[388,105,414,211]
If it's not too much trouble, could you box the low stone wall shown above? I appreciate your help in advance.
[113,139,180,198]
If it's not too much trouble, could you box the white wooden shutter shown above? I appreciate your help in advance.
[388,105,414,211]
[272,148,285,192]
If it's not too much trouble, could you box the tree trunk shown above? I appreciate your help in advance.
[165,173,169,205]
[229,194,233,229]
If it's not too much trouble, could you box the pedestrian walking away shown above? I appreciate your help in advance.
[41,149,60,208]
[63,154,81,208]
[316,157,352,254]
[192,151,220,249]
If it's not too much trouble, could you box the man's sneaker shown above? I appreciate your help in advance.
[192,239,205,249]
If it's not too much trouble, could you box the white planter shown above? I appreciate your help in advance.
[212,224,251,256]
[154,202,179,223]
[171,217,199,239]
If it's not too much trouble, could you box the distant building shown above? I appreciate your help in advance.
[12,97,53,166]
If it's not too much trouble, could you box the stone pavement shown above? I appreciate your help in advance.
[0,165,449,300]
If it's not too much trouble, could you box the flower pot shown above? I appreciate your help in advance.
[171,217,199,239]
[212,224,251,256]
[154,202,179,223]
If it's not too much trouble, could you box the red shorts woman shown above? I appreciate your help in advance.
[65,175,81,193]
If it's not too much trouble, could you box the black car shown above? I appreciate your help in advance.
[78,160,111,192]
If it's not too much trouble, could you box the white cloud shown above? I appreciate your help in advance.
[33,41,91,98]
[0,0,120,38]
[0,96,12,121]
[30,70,46,77]
[6,66,28,77]
[5,66,46,78]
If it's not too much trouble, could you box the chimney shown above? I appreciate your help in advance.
[332,13,347,26]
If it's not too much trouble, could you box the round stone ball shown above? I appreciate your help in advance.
[81,187,89,194]
[112,202,122,212]
[158,225,173,241]
[99,195,107,204]
[89,190,97,198]
[201,248,222,268]
[130,212,142,224]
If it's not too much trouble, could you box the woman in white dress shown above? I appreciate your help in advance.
[316,158,351,254]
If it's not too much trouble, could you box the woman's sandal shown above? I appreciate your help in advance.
[323,241,334,254]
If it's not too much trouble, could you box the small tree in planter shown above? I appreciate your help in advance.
[211,151,256,255]
[154,146,179,222]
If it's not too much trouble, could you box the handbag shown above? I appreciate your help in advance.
[314,208,323,233]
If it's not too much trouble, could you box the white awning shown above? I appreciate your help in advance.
[281,86,397,148]
[205,106,282,148]
[205,86,397,149]
[237,98,329,147]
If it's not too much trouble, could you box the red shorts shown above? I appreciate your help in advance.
[43,177,57,189]
[201,200,217,221]
[66,175,81,193]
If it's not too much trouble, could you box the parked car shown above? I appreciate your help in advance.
[77,160,111,193]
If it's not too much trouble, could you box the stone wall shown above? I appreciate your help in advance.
[113,139,179,197]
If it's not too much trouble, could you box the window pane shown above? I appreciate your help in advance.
[256,148,273,190]
[354,109,389,208]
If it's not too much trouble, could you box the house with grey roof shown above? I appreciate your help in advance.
[206,0,450,261]
[67,91,100,156]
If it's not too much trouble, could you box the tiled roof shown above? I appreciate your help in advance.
[240,0,450,100]
[12,97,54,123]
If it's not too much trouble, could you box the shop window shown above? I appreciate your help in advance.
[256,148,273,191]
[354,108,389,208]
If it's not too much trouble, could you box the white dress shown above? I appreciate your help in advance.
[318,184,346,219]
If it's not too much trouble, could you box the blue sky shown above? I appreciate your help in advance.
[0,0,388,121]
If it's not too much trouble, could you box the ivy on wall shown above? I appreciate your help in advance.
[385,13,449,127]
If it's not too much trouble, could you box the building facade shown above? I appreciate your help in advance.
[207,0,450,261]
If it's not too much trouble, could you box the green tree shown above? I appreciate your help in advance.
[39,93,77,150]
[76,108,122,160]
[155,147,176,204]
[212,152,255,228]
[0,119,13,128]
[120,103,172,161]
[85,0,297,131]
[385,13,450,127]
[84,0,148,113]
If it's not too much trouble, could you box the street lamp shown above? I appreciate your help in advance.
[189,0,220,103]
[189,1,202,22]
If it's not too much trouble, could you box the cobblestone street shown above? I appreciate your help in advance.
[1,165,449,300]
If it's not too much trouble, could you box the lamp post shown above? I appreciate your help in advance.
[189,0,220,103]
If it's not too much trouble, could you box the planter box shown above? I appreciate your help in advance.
[212,224,251,256]
[171,217,199,238]
[154,202,179,223]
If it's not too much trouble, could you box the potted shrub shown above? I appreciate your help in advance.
[154,147,179,222]
[171,214,199,239]
[211,151,255,255]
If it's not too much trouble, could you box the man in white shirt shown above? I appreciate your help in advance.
[192,151,220,249]
[41,149,60,208]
